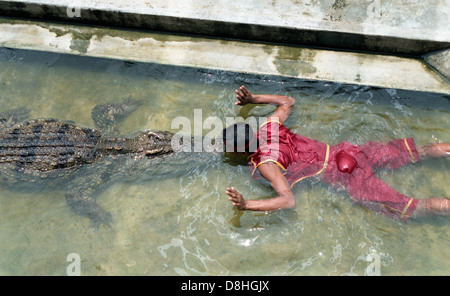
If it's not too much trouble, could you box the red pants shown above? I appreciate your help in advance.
[323,138,421,221]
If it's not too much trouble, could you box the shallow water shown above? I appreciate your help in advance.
[0,47,448,276]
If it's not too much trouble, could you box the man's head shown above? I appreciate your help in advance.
[222,122,256,155]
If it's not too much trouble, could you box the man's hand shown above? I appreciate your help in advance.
[225,163,296,212]
[234,85,294,124]
[235,85,255,106]
[226,187,247,210]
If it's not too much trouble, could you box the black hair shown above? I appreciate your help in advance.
[222,122,256,153]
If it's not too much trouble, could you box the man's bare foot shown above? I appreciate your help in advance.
[418,143,450,159]
[414,197,450,217]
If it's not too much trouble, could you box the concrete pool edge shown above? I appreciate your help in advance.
[0,0,449,94]
[0,0,449,56]
[1,17,449,95]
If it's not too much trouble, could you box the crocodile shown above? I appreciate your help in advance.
[0,99,209,228]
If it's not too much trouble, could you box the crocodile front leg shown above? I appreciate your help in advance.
[65,161,114,228]
[91,96,142,134]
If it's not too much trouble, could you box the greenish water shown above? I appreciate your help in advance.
[0,47,448,276]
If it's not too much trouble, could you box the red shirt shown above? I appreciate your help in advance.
[249,121,330,188]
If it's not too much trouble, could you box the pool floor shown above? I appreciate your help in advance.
[0,47,449,275]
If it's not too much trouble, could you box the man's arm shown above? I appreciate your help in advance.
[235,86,295,124]
[226,162,296,211]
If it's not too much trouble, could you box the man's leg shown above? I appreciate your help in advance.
[324,143,418,220]
[346,170,419,221]
[360,138,421,170]
[326,141,450,220]
[340,171,449,220]
[413,143,450,217]
[346,170,450,220]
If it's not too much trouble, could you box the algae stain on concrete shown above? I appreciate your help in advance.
[69,32,92,54]
[331,0,349,10]
[43,24,148,55]
[273,46,317,77]
[42,27,92,54]
[0,16,191,54]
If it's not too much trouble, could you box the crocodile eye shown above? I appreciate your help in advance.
[147,131,162,139]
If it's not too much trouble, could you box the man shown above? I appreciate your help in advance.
[224,86,450,221]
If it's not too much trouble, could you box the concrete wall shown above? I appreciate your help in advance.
[0,1,448,93]
[1,17,449,94]
[0,0,449,55]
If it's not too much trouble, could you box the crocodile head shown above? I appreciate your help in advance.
[134,129,175,158]
[123,132,220,180]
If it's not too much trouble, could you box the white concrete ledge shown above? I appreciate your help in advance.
[1,18,449,94]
